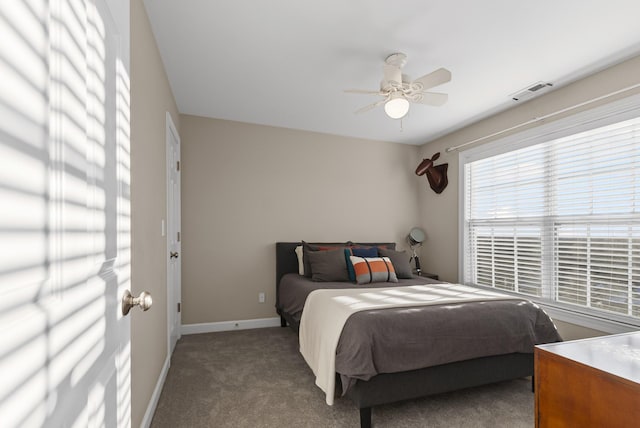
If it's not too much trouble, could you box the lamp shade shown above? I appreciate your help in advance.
[384,93,410,119]
[408,227,426,246]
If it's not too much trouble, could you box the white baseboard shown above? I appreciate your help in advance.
[181,317,281,335]
[140,354,170,428]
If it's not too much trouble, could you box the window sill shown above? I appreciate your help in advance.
[469,284,640,335]
[535,302,640,335]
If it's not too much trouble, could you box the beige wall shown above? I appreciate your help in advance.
[130,0,181,426]
[180,115,421,324]
[416,54,640,339]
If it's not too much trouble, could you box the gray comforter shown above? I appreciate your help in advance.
[279,273,562,394]
[279,273,442,318]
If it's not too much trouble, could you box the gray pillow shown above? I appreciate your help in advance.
[307,248,350,282]
[378,248,413,279]
[301,241,345,277]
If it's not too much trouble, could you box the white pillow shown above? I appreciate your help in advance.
[294,245,304,275]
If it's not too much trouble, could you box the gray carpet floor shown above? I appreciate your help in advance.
[151,327,534,428]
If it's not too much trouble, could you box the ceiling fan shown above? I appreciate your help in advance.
[345,53,451,119]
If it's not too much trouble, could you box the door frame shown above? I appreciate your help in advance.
[166,111,181,354]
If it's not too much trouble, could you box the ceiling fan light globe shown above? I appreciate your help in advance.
[384,96,410,119]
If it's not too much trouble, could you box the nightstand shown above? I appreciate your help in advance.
[416,271,438,280]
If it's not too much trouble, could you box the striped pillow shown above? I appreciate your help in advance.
[344,247,380,281]
[350,256,398,285]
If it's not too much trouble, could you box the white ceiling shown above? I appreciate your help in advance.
[143,0,640,145]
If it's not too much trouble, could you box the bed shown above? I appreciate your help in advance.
[275,242,561,428]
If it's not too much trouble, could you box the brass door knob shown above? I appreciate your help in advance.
[122,290,153,316]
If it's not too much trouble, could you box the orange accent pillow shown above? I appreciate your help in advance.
[350,256,398,284]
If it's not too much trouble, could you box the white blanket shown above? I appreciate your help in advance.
[299,283,521,405]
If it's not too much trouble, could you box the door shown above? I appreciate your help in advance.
[167,113,181,353]
[0,0,132,426]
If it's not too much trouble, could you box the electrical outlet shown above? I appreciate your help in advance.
[258,292,265,303]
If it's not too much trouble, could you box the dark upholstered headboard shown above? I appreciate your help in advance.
[275,242,396,312]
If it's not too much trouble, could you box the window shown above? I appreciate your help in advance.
[462,101,640,322]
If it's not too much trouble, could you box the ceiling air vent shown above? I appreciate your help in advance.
[510,81,553,102]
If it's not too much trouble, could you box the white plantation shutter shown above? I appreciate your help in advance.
[463,108,640,320]
[468,224,544,297]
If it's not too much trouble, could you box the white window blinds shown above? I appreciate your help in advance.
[463,113,640,319]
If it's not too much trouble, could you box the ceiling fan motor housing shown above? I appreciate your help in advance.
[381,74,412,91]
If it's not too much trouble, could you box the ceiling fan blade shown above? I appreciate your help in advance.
[354,98,387,114]
[410,92,448,106]
[383,64,402,86]
[344,89,382,95]
[412,68,451,90]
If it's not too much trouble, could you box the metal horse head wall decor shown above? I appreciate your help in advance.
[415,152,448,194]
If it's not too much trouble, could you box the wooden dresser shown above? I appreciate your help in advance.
[535,331,640,427]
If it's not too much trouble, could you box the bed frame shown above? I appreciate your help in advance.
[275,242,533,428]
